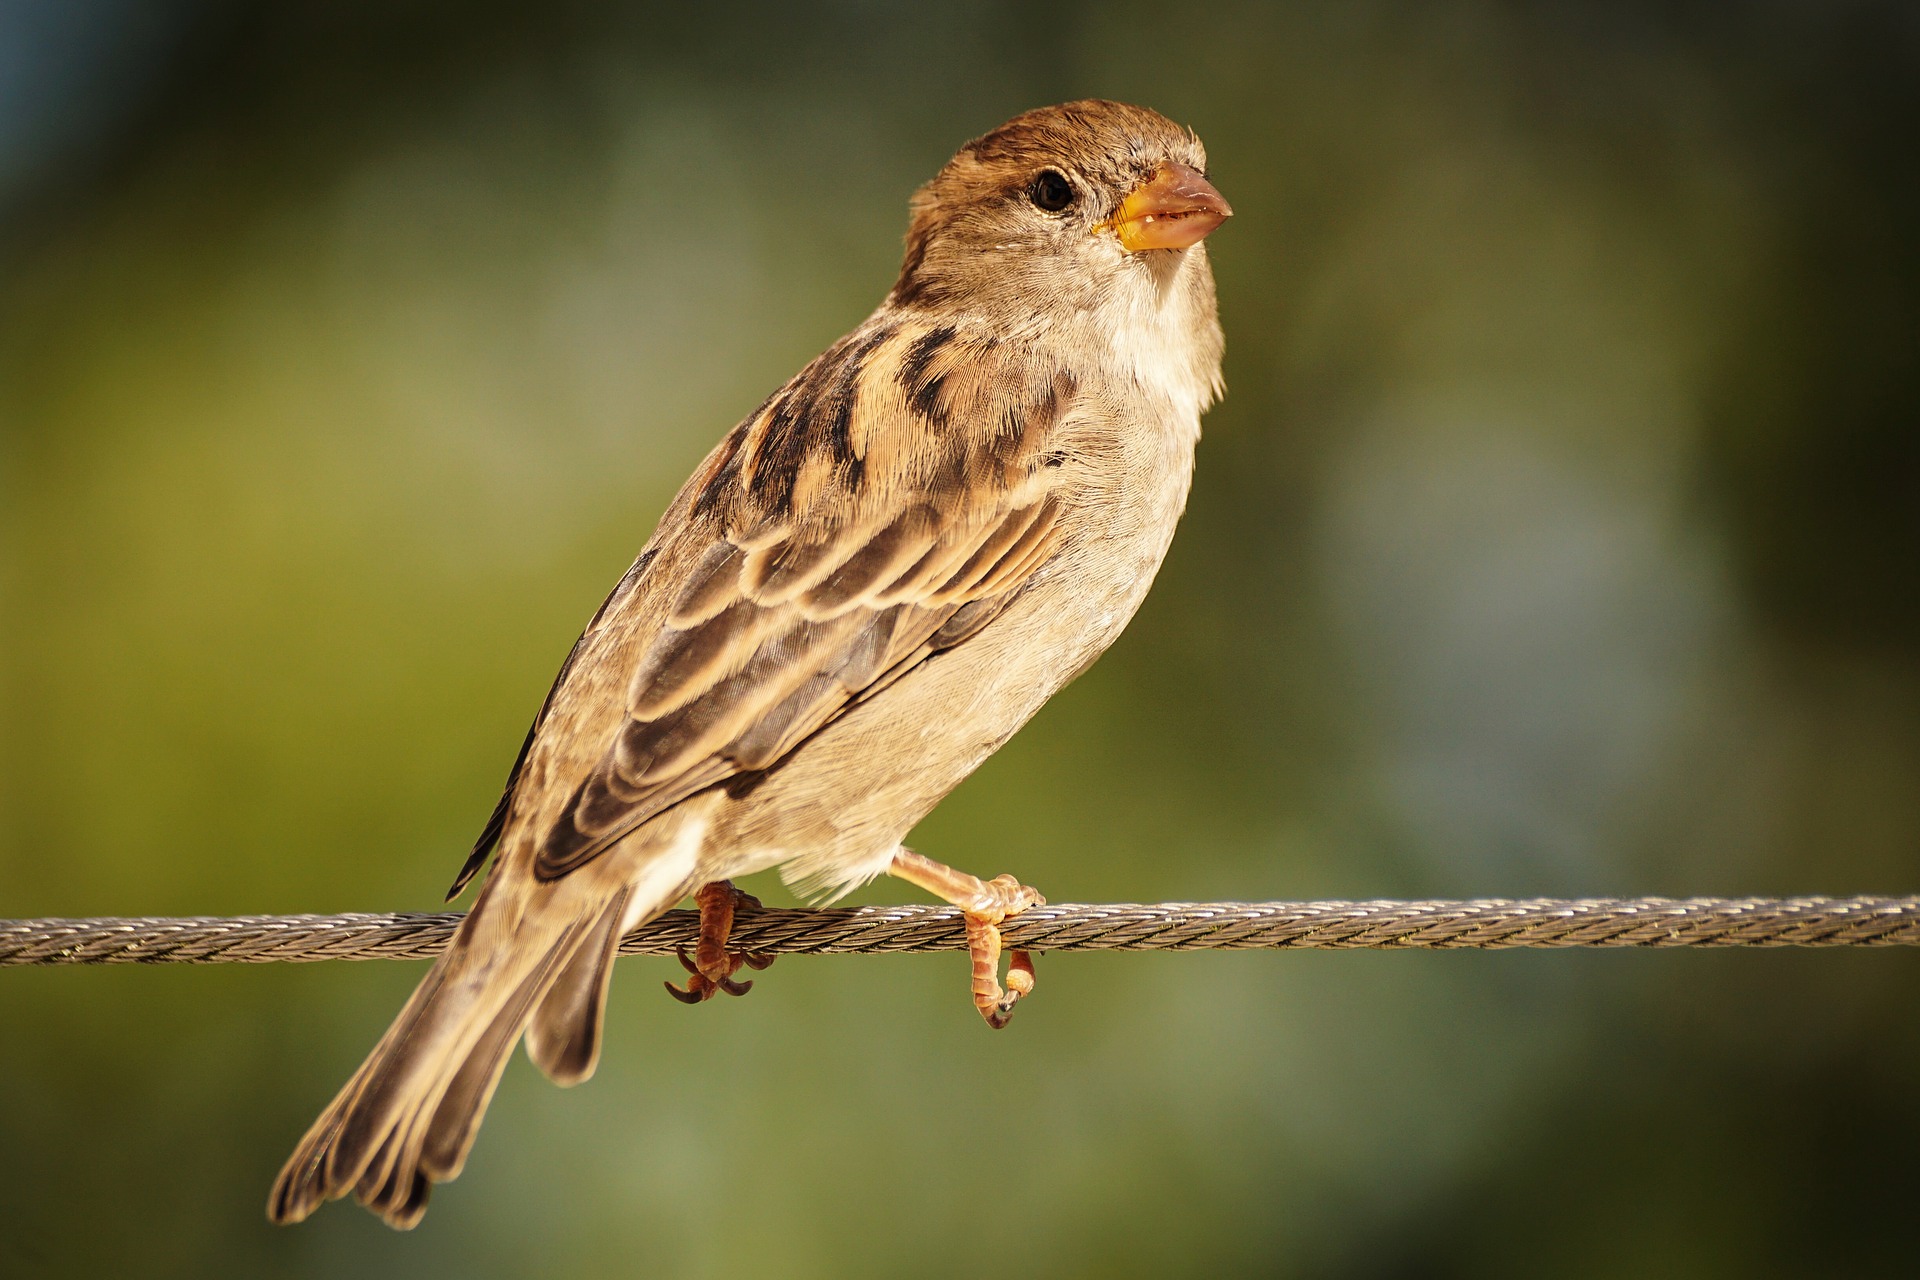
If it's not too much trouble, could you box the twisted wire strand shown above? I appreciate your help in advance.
[2,896,1918,966]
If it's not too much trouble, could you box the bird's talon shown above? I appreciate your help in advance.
[665,880,777,1006]
[985,992,1023,1029]
[885,849,1044,1029]
[963,900,1040,1029]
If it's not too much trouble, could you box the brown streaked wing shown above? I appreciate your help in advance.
[528,319,1073,881]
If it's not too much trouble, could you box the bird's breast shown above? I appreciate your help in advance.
[1034,401,1200,671]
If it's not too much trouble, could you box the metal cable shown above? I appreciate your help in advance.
[3,897,1918,966]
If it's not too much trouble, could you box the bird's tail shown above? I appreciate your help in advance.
[267,855,682,1229]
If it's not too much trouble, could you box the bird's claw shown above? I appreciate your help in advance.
[887,850,1046,1029]
[663,882,776,1005]
[981,948,1037,1029]
[663,974,708,1004]
[661,965,756,1003]
[964,874,1045,1030]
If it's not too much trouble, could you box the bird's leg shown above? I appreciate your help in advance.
[664,880,776,1004]
[888,847,1045,1029]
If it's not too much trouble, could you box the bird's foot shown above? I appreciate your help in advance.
[888,848,1045,1029]
[664,880,776,1004]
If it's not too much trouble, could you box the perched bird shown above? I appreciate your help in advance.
[268,99,1229,1229]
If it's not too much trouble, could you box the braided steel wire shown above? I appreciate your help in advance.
[3,896,1918,966]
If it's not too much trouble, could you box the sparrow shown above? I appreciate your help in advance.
[268,99,1228,1229]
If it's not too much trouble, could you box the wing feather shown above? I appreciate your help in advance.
[494,318,1074,882]
[667,543,742,628]
[798,505,941,617]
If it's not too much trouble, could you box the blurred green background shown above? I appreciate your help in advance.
[2,2,1916,1276]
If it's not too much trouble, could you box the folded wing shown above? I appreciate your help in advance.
[473,317,1079,883]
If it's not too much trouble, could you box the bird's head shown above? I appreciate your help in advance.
[889,100,1228,407]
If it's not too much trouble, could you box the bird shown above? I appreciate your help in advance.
[267,98,1229,1230]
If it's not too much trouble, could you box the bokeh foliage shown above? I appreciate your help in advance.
[1,2,1916,1276]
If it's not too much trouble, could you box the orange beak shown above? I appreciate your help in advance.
[1110,162,1232,252]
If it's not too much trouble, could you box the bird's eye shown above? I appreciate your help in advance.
[1028,170,1075,213]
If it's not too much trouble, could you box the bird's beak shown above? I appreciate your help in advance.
[1109,162,1232,252]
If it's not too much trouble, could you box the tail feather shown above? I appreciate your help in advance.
[417,899,618,1181]
[268,880,632,1230]
[357,1128,426,1226]
[321,958,462,1194]
[270,801,713,1230]
[365,937,579,1226]
[525,887,633,1086]
[268,958,460,1225]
